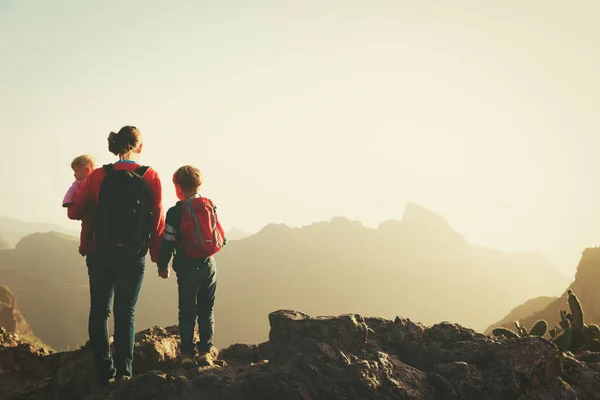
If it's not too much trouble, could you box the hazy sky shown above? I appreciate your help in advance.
[1,0,599,276]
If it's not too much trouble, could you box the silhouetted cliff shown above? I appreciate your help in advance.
[0,285,47,349]
[486,248,600,336]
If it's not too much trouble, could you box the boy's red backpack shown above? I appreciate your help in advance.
[180,196,226,259]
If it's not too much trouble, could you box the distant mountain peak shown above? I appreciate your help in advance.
[329,216,365,227]
[255,223,292,236]
[0,215,79,248]
[15,231,77,248]
[375,202,466,247]
[14,231,79,257]
[302,217,366,231]
[401,202,451,228]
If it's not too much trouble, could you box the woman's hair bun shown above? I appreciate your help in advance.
[107,126,142,156]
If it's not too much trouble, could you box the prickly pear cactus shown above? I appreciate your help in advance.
[584,324,600,340]
[571,329,588,353]
[589,339,600,352]
[492,328,520,339]
[559,311,571,330]
[550,291,597,353]
[560,310,567,321]
[515,321,528,337]
[568,289,584,330]
[529,320,548,337]
[553,328,573,352]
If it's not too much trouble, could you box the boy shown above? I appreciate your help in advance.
[62,154,95,207]
[158,165,226,367]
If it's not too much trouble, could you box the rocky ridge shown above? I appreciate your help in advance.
[0,285,47,349]
[3,310,600,400]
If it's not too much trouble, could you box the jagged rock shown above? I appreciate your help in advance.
[0,285,28,335]
[49,326,183,399]
[132,326,181,373]
[7,310,600,399]
[0,328,58,399]
[0,327,21,349]
[268,310,369,346]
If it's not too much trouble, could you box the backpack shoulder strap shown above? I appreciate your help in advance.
[203,196,215,208]
[102,164,115,175]
[135,165,150,177]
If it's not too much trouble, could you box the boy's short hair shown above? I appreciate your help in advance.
[71,154,95,170]
[173,165,203,191]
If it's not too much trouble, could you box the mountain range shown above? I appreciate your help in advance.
[0,215,78,248]
[0,203,570,351]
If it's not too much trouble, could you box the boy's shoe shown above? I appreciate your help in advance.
[115,375,131,382]
[98,377,115,387]
[181,353,196,368]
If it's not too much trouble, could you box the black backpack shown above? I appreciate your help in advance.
[94,164,154,257]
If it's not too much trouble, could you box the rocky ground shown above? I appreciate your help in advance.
[3,310,600,400]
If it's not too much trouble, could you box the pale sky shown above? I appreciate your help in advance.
[1,0,599,276]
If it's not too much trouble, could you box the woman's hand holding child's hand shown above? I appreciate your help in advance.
[158,268,170,279]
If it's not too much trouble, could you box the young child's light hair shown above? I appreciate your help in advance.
[173,165,203,192]
[71,154,95,170]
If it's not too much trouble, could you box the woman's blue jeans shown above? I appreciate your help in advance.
[86,251,145,380]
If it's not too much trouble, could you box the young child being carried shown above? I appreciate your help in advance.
[157,165,226,367]
[62,154,95,207]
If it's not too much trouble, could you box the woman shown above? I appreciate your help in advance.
[68,126,164,383]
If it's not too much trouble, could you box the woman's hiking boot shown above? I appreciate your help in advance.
[196,347,219,367]
[181,353,196,368]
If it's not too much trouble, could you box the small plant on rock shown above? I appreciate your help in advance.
[492,320,548,339]
[491,289,600,354]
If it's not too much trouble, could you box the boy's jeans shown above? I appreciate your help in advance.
[86,251,145,380]
[176,256,217,355]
